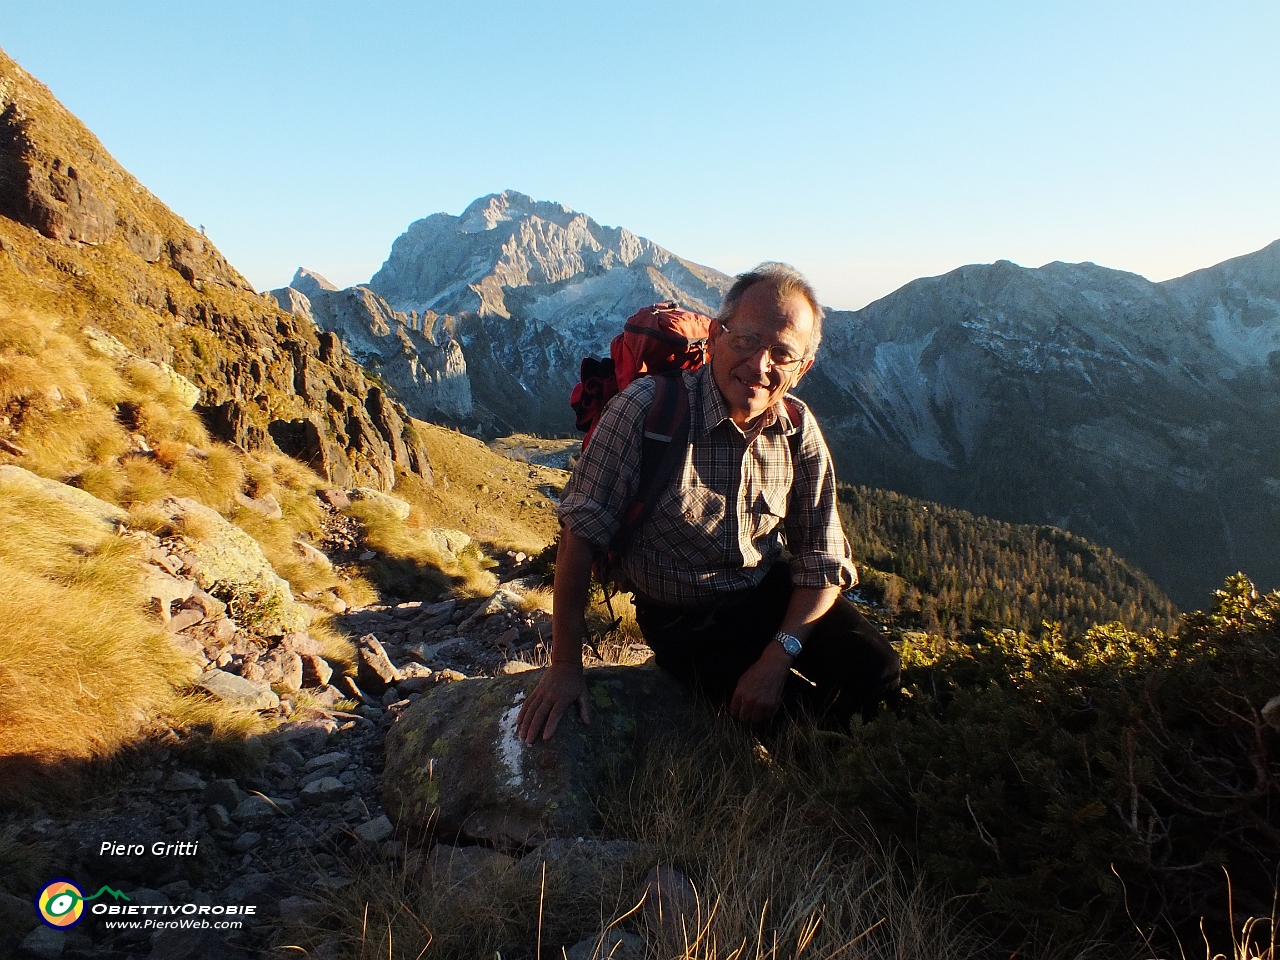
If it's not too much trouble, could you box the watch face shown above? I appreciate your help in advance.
[779,633,802,656]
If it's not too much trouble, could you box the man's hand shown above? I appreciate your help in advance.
[729,642,793,724]
[517,662,591,743]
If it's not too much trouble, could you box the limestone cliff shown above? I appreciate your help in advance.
[0,47,430,491]
[272,272,472,423]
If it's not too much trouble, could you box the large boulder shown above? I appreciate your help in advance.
[160,497,308,635]
[382,665,696,850]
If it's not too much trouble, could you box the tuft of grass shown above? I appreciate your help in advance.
[162,695,271,774]
[164,444,244,511]
[601,718,975,960]
[0,487,188,762]
[348,499,495,601]
[0,825,53,897]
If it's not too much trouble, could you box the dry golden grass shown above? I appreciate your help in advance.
[0,487,187,761]
[348,499,497,600]
[390,423,567,554]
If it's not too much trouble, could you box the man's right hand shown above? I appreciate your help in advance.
[516,662,591,743]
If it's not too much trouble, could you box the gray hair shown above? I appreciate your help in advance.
[716,262,825,360]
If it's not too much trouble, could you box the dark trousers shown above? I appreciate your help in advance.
[633,562,901,727]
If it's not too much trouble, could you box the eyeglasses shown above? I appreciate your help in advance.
[718,325,809,371]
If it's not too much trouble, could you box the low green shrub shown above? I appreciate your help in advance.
[832,575,1279,953]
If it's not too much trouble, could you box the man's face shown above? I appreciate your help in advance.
[709,282,815,428]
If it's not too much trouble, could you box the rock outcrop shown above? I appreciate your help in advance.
[272,274,473,423]
[0,47,430,492]
[382,665,696,849]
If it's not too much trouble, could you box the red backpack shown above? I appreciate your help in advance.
[570,301,714,449]
[568,303,713,611]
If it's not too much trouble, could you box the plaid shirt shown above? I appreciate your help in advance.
[559,366,856,607]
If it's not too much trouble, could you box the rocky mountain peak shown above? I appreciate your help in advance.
[358,192,731,436]
[456,190,578,234]
[290,266,339,299]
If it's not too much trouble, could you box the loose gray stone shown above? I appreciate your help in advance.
[196,669,279,711]
[304,751,351,772]
[232,831,262,853]
[202,778,246,809]
[273,650,305,693]
[294,540,332,569]
[20,924,65,959]
[356,634,402,694]
[166,607,206,634]
[182,588,227,621]
[353,815,394,844]
[274,745,306,768]
[205,804,232,830]
[163,771,207,792]
[301,776,351,806]
[299,653,334,687]
[422,598,457,618]
[317,488,350,510]
[281,631,326,656]
[277,896,323,928]
[231,795,277,825]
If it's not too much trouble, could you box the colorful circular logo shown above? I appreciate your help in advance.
[37,879,85,928]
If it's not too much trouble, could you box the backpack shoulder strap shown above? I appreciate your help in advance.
[783,396,802,462]
[611,373,691,554]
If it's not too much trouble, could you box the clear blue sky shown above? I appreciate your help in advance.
[5,1,1278,309]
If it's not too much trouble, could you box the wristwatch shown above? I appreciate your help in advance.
[774,631,803,657]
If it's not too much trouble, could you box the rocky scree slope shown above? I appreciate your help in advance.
[0,47,430,491]
[797,246,1280,607]
[353,190,733,436]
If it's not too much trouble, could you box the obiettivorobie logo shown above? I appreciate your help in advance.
[37,879,130,928]
[36,876,259,932]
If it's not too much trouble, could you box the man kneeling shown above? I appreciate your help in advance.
[517,263,900,743]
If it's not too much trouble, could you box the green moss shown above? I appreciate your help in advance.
[589,683,614,710]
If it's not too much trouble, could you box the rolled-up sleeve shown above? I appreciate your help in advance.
[556,378,655,550]
[784,409,857,591]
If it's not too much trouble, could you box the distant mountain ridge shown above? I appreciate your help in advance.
[270,270,473,424]
[803,243,1280,607]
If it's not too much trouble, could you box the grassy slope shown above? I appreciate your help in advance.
[0,301,565,766]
